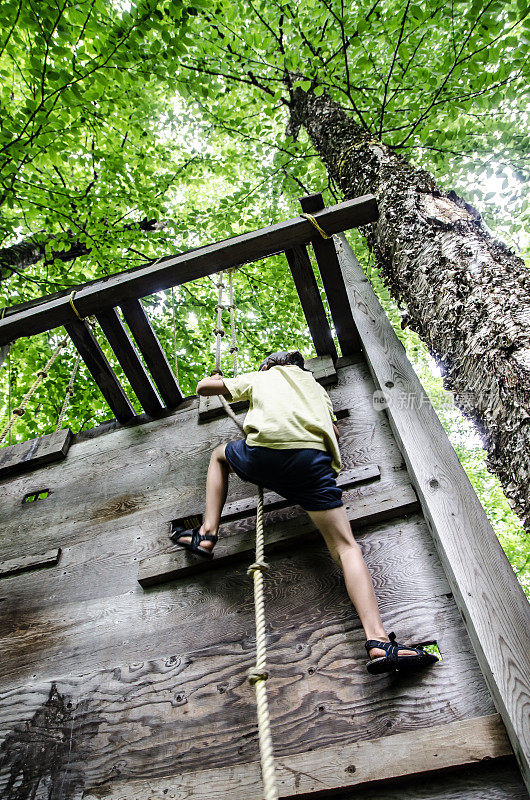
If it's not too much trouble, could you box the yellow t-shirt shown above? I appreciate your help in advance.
[222,365,341,475]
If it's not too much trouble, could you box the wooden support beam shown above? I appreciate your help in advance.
[334,231,530,792]
[198,356,338,422]
[0,429,72,478]
[83,713,512,800]
[65,318,135,424]
[138,481,417,587]
[120,299,183,408]
[96,308,164,417]
[285,245,338,360]
[0,196,378,345]
[0,548,61,579]
[300,193,361,355]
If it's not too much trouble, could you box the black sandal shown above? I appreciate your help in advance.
[365,632,439,675]
[169,526,218,560]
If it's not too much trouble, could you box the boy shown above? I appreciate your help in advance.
[171,350,438,675]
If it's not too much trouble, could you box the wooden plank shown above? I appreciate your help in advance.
[65,318,135,424]
[300,193,361,355]
[96,307,164,417]
[0,196,379,345]
[198,356,338,421]
[0,514,459,685]
[0,429,72,478]
[0,547,61,579]
[120,299,183,408]
[81,714,512,800]
[138,482,418,587]
[198,394,248,422]
[285,244,338,360]
[0,587,494,766]
[334,231,530,792]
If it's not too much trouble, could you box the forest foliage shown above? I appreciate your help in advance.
[0,0,528,590]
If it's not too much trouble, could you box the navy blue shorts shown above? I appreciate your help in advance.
[224,440,343,511]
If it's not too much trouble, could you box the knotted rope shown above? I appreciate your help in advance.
[55,352,81,432]
[0,338,69,447]
[212,272,278,800]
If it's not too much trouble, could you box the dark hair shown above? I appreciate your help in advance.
[258,350,308,371]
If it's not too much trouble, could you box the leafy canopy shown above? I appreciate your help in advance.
[0,0,528,584]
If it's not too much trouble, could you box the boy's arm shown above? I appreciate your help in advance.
[196,374,230,397]
[332,421,340,440]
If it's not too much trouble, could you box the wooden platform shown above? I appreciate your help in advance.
[0,358,527,799]
[0,194,528,799]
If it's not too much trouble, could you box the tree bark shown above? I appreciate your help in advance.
[291,89,530,531]
[0,218,168,283]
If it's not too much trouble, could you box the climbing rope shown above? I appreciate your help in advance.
[55,352,81,432]
[212,272,278,800]
[227,269,239,377]
[170,287,179,383]
[0,337,69,447]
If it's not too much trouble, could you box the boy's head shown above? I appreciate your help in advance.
[258,350,308,371]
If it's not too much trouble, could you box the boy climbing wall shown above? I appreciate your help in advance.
[170,350,438,675]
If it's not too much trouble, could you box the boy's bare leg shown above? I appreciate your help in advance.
[177,444,231,552]
[307,506,417,660]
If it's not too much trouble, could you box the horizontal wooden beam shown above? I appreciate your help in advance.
[0,548,61,579]
[334,231,530,792]
[96,307,164,417]
[300,193,361,355]
[285,244,338,360]
[0,429,72,478]
[138,479,416,588]
[120,299,183,408]
[83,713,511,800]
[65,318,135,424]
[0,196,378,345]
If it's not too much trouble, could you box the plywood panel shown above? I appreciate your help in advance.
[0,358,511,799]
[0,594,496,790]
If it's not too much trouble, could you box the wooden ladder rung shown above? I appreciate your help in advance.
[96,308,164,418]
[65,318,135,424]
[120,299,183,409]
[285,245,338,362]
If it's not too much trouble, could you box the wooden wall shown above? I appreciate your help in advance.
[0,357,526,799]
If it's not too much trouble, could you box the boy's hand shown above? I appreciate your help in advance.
[332,422,340,440]
[197,374,230,397]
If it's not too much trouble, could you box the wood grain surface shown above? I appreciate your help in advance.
[0,547,61,579]
[0,428,72,478]
[138,482,418,586]
[0,358,517,799]
[335,233,530,791]
[78,714,512,799]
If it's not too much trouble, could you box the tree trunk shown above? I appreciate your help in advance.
[291,90,530,531]
[0,218,168,284]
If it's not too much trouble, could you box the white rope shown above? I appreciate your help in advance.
[213,273,278,800]
[55,352,81,432]
[227,269,239,377]
[0,338,69,447]
[214,274,225,373]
